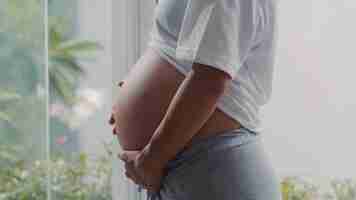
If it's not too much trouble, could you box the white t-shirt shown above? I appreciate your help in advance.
[148,0,278,133]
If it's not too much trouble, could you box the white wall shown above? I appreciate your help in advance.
[261,0,356,178]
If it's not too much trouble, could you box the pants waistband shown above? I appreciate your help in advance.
[165,126,261,171]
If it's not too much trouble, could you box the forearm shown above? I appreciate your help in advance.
[142,66,229,166]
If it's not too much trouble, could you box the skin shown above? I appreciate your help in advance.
[109,47,233,192]
[110,48,187,150]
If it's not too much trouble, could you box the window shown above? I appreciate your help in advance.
[1,0,152,199]
[48,0,115,199]
[0,0,48,198]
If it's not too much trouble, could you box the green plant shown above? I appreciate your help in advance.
[0,143,113,200]
[330,178,356,200]
[280,176,356,200]
[48,26,103,105]
[281,176,319,200]
[0,0,102,150]
[1,2,110,199]
[0,90,21,125]
[1,0,102,106]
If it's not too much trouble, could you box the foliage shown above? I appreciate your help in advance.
[0,0,102,153]
[0,144,113,200]
[281,176,356,200]
[0,1,109,199]
[0,0,102,119]
[49,26,103,105]
[0,90,21,125]
[329,178,356,200]
[281,176,319,200]
[0,94,47,158]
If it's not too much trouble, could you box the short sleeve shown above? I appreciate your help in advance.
[175,0,242,79]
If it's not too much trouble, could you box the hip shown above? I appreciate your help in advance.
[147,127,281,200]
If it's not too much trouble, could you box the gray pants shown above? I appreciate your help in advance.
[146,127,282,200]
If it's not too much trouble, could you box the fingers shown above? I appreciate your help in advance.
[118,151,141,162]
[125,165,142,185]
[144,181,161,193]
[118,152,129,162]
[125,169,141,185]
[118,151,146,186]
[125,161,144,185]
[125,170,133,180]
[118,151,162,192]
[121,157,145,186]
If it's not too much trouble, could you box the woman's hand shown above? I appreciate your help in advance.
[118,148,165,193]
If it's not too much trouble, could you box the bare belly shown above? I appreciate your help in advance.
[113,48,241,151]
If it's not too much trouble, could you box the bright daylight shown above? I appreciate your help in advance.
[0,0,355,200]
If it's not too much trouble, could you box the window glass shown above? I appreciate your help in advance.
[0,0,48,198]
[48,0,115,199]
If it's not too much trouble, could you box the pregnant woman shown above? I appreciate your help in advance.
[110,0,281,199]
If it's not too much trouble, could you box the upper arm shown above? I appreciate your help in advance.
[174,0,248,80]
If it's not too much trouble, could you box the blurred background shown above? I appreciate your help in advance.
[0,0,355,200]
[0,0,114,199]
